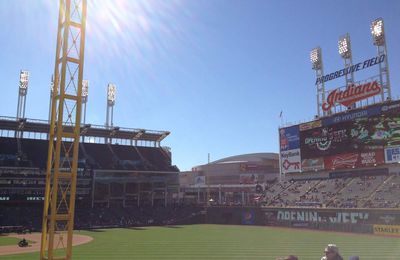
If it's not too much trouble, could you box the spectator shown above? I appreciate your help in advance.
[321,244,343,260]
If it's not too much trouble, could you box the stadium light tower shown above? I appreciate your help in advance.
[310,47,326,117]
[16,70,29,119]
[106,83,116,128]
[338,33,356,109]
[82,79,89,124]
[371,18,391,101]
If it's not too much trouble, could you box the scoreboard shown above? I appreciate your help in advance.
[279,100,400,174]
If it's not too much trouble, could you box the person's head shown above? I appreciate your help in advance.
[324,244,340,260]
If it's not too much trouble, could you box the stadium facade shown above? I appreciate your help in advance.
[180,153,279,205]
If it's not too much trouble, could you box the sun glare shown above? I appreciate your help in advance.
[86,0,186,68]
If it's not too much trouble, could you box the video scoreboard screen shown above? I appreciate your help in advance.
[279,100,400,173]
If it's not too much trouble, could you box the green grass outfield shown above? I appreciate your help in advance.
[1,224,400,259]
[0,236,22,247]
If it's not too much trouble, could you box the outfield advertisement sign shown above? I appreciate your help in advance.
[299,120,322,131]
[279,100,400,174]
[324,153,359,170]
[301,158,324,172]
[324,149,384,170]
[279,125,300,151]
[322,100,400,126]
[276,210,368,224]
[373,225,400,237]
[242,211,255,225]
[385,146,400,163]
[280,149,301,173]
[300,122,353,159]
[264,208,400,225]
[358,149,385,166]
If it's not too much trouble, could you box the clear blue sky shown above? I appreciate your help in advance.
[0,0,399,171]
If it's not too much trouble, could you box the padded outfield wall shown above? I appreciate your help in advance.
[206,207,400,236]
[279,100,400,176]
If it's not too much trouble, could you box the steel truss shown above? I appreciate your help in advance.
[40,0,87,259]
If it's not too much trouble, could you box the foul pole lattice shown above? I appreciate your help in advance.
[40,0,87,259]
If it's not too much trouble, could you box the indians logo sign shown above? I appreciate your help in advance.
[322,80,382,111]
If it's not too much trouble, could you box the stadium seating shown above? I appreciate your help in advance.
[0,137,18,167]
[363,175,400,208]
[0,136,176,171]
[262,174,400,209]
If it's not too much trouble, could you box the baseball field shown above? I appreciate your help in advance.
[1,224,399,259]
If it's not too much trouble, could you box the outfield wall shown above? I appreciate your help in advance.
[263,207,400,225]
[206,206,400,236]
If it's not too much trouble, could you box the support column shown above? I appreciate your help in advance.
[91,173,96,209]
[151,183,154,207]
[218,185,222,204]
[123,182,126,208]
[137,183,140,207]
[107,183,110,208]
[164,186,167,207]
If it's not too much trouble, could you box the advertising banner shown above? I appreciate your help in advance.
[300,121,354,159]
[357,149,385,167]
[358,149,385,167]
[325,153,359,170]
[373,225,400,237]
[350,114,400,148]
[381,100,400,115]
[385,146,400,163]
[242,211,255,225]
[276,210,369,224]
[280,149,301,173]
[263,208,400,225]
[301,158,325,172]
[322,99,400,126]
[324,149,384,170]
[279,100,400,173]
[323,105,381,126]
[301,108,400,160]
[279,125,300,151]
[299,120,322,131]
[378,214,398,225]
[194,176,206,186]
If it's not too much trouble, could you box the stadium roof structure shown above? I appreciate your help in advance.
[0,116,170,143]
[210,153,279,164]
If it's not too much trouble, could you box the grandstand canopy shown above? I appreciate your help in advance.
[0,116,170,142]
